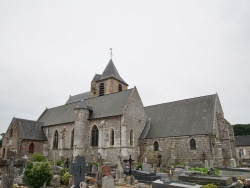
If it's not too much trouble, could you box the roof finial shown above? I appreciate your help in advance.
[110,48,113,59]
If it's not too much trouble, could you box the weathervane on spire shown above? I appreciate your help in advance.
[110,48,113,59]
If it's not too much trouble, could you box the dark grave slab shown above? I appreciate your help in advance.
[132,169,160,183]
[178,173,233,186]
[69,155,89,188]
[186,162,204,168]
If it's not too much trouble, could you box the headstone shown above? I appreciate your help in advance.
[101,165,111,175]
[142,163,151,172]
[95,171,103,188]
[102,175,114,188]
[153,164,158,172]
[92,165,97,173]
[157,153,162,167]
[126,175,135,185]
[4,151,15,188]
[116,155,124,181]
[204,160,209,168]
[79,181,87,188]
[123,155,134,176]
[166,158,170,167]
[230,158,236,167]
[97,153,103,171]
[69,155,89,188]
[209,159,214,168]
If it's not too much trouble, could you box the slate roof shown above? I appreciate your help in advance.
[65,92,90,104]
[144,94,216,138]
[14,118,47,140]
[97,59,128,85]
[235,135,250,146]
[39,89,133,126]
[38,102,78,126]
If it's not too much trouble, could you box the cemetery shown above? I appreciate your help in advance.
[0,151,250,188]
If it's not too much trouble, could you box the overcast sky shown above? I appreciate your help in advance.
[0,1,249,134]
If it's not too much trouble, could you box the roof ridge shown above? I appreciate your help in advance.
[145,94,217,108]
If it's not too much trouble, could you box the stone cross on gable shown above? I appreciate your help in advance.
[69,155,89,188]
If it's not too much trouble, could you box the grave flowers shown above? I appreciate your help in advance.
[238,177,250,187]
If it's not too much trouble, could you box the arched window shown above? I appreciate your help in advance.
[2,148,5,158]
[10,128,13,137]
[53,130,59,149]
[29,143,34,153]
[99,83,104,96]
[118,84,122,92]
[110,128,114,146]
[91,125,99,147]
[190,138,196,150]
[130,129,134,146]
[70,129,74,149]
[154,141,159,151]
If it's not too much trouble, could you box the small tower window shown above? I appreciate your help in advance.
[130,129,134,146]
[10,128,13,137]
[53,130,59,149]
[29,143,35,153]
[190,138,196,150]
[110,128,114,146]
[154,141,159,151]
[70,129,74,149]
[118,84,122,92]
[99,83,105,96]
[91,125,99,147]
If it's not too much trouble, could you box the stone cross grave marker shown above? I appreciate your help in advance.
[123,155,134,176]
[0,151,26,188]
[69,155,89,188]
[157,153,162,167]
[102,175,114,188]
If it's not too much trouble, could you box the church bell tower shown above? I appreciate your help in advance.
[89,59,128,98]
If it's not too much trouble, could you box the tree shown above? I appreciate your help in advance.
[24,161,53,188]
[31,152,46,162]
[233,124,250,136]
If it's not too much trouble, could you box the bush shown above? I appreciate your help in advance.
[31,153,46,162]
[24,161,53,188]
[56,159,63,166]
[202,184,217,188]
[135,163,142,170]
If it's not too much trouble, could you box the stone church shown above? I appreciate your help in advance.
[1,59,236,167]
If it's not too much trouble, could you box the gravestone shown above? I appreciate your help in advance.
[126,175,135,185]
[116,155,124,181]
[102,175,114,188]
[91,164,97,173]
[95,171,103,188]
[142,162,151,172]
[157,153,162,167]
[69,155,89,188]
[123,155,134,176]
[0,151,25,188]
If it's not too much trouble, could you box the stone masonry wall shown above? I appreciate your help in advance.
[141,135,211,165]
[44,122,74,161]
[19,140,44,158]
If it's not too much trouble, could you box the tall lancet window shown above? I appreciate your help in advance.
[53,130,59,149]
[70,129,74,149]
[91,125,99,147]
[110,128,114,146]
[29,143,34,153]
[154,141,159,151]
[118,84,122,92]
[99,83,105,96]
[130,129,134,146]
[190,138,196,150]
